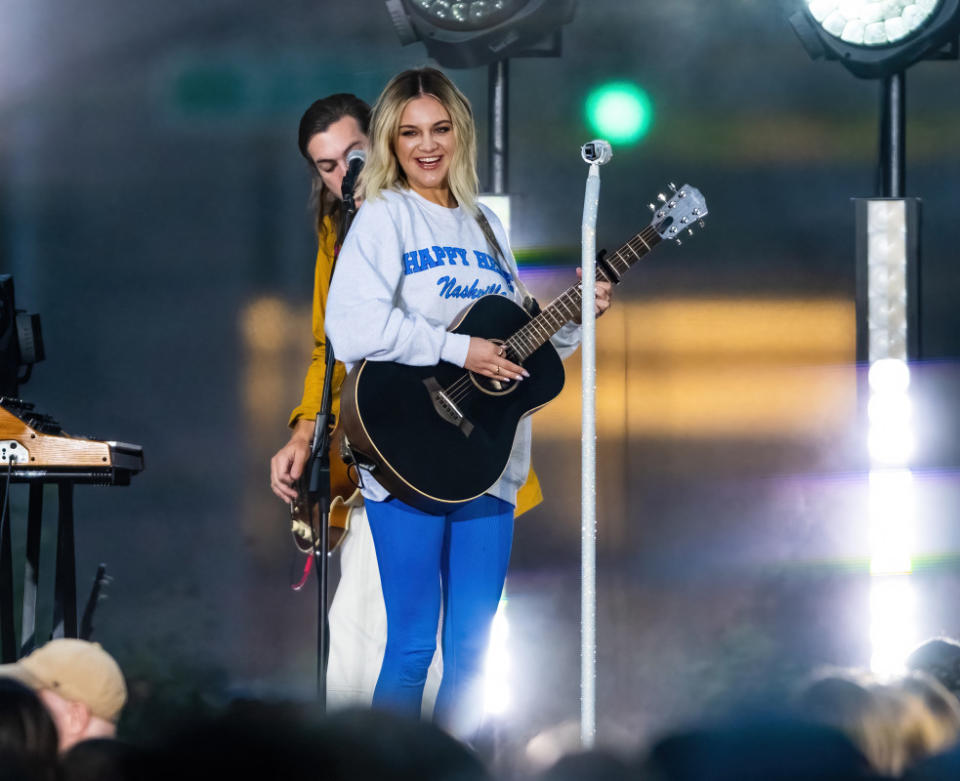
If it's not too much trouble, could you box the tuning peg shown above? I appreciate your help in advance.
[675,238,683,246]
[699,220,706,228]
[687,229,694,237]
[669,182,677,192]
[648,203,656,212]
[657,193,667,203]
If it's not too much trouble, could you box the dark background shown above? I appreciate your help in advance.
[2,0,960,771]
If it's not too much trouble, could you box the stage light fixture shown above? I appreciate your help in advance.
[385,0,576,68]
[791,0,960,77]
[405,0,525,30]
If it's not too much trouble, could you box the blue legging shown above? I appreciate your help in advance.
[365,494,514,729]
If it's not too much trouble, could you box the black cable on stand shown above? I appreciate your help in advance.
[307,149,364,707]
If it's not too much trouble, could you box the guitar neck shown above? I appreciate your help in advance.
[505,225,662,360]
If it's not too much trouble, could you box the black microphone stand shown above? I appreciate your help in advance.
[308,186,359,707]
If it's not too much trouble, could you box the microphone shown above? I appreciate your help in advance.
[341,149,366,208]
[580,140,613,165]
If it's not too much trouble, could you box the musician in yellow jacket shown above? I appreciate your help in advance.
[269,92,542,707]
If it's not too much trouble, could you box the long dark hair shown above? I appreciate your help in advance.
[297,93,370,239]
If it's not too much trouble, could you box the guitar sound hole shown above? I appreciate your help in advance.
[469,338,522,396]
[470,371,518,397]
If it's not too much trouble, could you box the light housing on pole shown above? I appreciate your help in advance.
[384,0,576,68]
[791,0,960,77]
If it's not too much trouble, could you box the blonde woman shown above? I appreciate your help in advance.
[325,68,611,734]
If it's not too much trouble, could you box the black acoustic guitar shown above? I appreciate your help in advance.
[339,184,708,514]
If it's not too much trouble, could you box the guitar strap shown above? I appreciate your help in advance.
[475,209,540,317]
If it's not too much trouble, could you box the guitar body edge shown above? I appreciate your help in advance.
[340,364,478,515]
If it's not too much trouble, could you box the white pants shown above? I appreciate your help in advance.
[326,504,443,713]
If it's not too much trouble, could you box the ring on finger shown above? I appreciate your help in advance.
[495,365,500,375]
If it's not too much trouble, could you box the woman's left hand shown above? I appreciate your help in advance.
[576,267,613,321]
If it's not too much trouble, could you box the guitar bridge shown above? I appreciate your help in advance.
[423,377,474,438]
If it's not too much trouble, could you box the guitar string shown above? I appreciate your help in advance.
[441,226,662,407]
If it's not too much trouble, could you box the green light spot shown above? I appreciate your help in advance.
[585,82,654,145]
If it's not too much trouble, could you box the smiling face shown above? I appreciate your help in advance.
[305,115,367,201]
[394,95,457,207]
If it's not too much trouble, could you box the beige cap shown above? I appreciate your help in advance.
[0,639,127,723]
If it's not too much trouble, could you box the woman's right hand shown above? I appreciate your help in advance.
[464,337,529,381]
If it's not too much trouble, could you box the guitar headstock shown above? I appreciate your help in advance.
[648,183,708,244]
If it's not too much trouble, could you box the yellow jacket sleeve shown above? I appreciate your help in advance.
[288,218,348,427]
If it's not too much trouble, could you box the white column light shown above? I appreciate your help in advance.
[865,199,916,676]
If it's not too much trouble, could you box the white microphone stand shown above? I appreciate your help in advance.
[579,140,611,748]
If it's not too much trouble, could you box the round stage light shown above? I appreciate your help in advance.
[791,0,960,77]
[386,0,576,68]
[807,0,942,47]
[585,82,653,145]
[408,0,524,31]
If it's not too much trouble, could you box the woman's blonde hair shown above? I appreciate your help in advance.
[360,67,479,215]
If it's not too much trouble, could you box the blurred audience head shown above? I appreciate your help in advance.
[796,669,901,774]
[140,701,488,781]
[796,667,960,776]
[60,737,143,781]
[884,671,960,769]
[639,714,873,781]
[0,639,127,752]
[907,637,960,701]
[0,677,59,781]
[538,749,633,781]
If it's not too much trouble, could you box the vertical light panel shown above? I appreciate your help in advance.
[862,199,917,676]
[478,194,512,243]
[867,200,908,363]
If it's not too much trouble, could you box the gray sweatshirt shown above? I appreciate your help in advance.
[326,187,580,507]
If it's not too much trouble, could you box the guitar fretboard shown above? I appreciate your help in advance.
[505,225,662,361]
